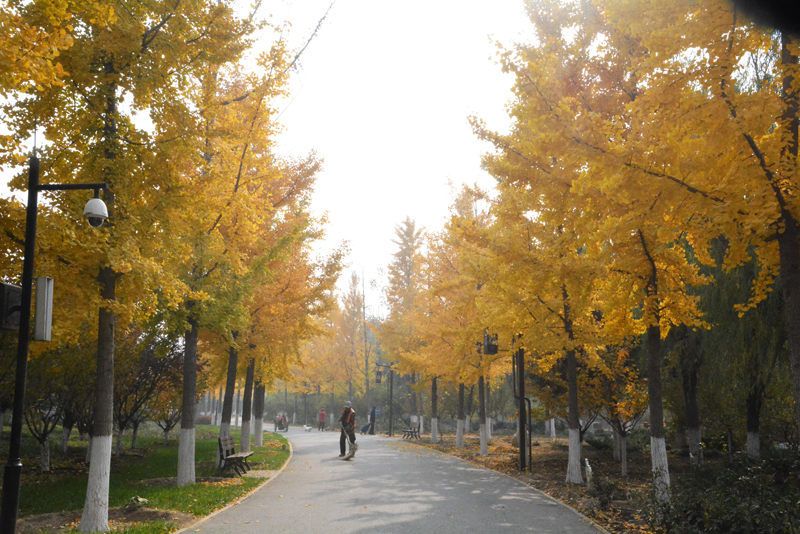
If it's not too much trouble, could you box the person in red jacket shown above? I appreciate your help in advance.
[339,401,357,457]
[318,408,326,431]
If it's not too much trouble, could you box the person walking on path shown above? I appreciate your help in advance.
[318,408,326,431]
[368,406,376,435]
[274,414,280,432]
[339,401,357,457]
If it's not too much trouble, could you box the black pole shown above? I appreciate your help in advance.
[0,156,39,533]
[516,346,527,471]
[388,369,394,437]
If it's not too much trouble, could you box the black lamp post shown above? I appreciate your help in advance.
[0,155,108,533]
[375,363,395,437]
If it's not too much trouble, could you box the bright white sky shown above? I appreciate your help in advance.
[271,0,532,315]
[1,0,533,316]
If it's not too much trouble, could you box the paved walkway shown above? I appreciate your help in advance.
[190,430,602,534]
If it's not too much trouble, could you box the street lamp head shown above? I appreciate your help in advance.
[83,196,108,227]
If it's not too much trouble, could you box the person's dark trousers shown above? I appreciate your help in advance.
[369,422,375,435]
[340,428,356,455]
[318,421,324,431]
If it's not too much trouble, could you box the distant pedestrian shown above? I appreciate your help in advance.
[339,401,357,457]
[274,414,280,432]
[318,408,326,431]
[369,406,376,435]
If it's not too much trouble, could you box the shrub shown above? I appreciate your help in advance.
[588,476,620,510]
[586,435,613,451]
[627,427,650,453]
[194,415,212,425]
[645,452,800,533]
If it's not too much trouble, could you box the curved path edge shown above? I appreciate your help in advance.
[173,438,295,534]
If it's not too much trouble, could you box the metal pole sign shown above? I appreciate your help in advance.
[34,276,53,341]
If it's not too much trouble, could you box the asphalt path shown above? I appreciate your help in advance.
[190,429,603,534]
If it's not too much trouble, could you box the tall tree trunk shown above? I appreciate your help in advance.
[682,356,702,464]
[80,264,116,533]
[430,377,438,444]
[620,431,628,477]
[241,359,254,452]
[217,341,238,467]
[39,440,50,473]
[465,385,474,433]
[564,284,582,485]
[61,411,74,453]
[253,383,265,447]
[215,386,223,426]
[234,388,241,431]
[61,425,72,454]
[565,348,583,484]
[648,323,670,500]
[80,60,119,534]
[456,383,465,448]
[746,384,764,460]
[178,317,198,486]
[131,420,139,449]
[115,426,124,457]
[478,375,488,456]
[774,35,800,437]
[640,231,670,500]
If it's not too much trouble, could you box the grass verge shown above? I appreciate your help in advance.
[14,425,290,533]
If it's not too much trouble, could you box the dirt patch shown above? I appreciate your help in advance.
[17,507,195,533]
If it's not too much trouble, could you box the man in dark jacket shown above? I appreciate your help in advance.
[339,401,357,457]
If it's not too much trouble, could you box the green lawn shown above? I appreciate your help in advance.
[13,425,289,523]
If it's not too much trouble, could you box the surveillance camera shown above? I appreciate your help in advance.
[83,197,108,228]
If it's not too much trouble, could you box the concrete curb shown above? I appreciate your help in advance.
[388,436,610,534]
[173,436,294,534]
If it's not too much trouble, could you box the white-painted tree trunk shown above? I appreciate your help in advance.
[420,416,424,434]
[566,428,583,484]
[241,420,251,453]
[177,427,195,486]
[254,417,263,447]
[430,417,438,444]
[62,426,71,454]
[688,427,703,463]
[746,431,760,459]
[651,436,671,501]
[292,412,296,424]
[479,423,488,456]
[456,419,465,448]
[217,422,231,467]
[79,435,112,532]
[550,418,557,438]
[163,429,170,445]
[465,416,471,433]
[487,417,493,439]
[40,440,50,472]
[234,390,240,431]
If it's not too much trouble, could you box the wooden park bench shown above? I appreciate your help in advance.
[402,422,420,439]
[217,435,254,476]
